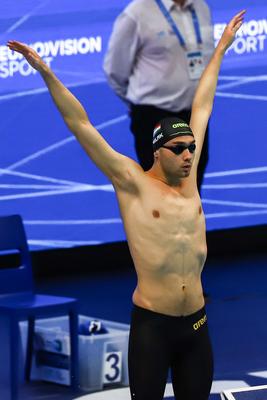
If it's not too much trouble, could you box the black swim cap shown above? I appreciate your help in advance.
[152,117,194,151]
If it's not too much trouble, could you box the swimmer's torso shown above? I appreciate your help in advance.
[115,171,207,317]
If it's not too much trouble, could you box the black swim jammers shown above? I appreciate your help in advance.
[128,305,213,400]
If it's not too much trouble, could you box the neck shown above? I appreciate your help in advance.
[173,0,186,6]
[147,163,182,188]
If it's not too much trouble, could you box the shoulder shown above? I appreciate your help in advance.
[192,0,212,21]
[112,156,146,194]
[123,0,157,20]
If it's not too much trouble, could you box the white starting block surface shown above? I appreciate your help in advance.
[221,385,267,400]
[74,380,249,399]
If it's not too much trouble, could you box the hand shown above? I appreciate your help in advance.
[218,10,246,52]
[7,40,48,72]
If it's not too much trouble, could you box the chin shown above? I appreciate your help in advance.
[182,170,191,177]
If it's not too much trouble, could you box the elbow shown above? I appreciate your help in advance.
[106,74,127,99]
[65,118,88,136]
[192,102,212,117]
[64,117,77,133]
[103,62,128,98]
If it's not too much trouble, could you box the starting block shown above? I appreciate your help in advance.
[221,385,267,400]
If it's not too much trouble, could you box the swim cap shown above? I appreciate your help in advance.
[152,117,194,151]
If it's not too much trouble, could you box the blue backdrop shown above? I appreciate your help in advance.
[0,0,267,250]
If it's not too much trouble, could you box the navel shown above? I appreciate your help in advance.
[152,210,160,218]
[182,284,186,291]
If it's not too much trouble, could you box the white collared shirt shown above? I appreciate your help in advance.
[103,0,214,112]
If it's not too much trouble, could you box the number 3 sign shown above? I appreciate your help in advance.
[103,351,122,384]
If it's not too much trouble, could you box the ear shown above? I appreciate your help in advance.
[154,150,159,160]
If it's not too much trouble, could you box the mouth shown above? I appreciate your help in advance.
[181,165,191,175]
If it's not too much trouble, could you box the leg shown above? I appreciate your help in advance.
[69,309,79,391]
[25,316,35,381]
[128,306,170,400]
[10,316,20,400]
[171,322,213,400]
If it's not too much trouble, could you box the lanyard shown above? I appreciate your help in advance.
[155,0,202,48]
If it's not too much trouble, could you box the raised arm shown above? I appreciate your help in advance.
[7,40,142,190]
[189,10,246,166]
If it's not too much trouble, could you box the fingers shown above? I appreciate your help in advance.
[233,10,246,22]
[8,41,25,50]
[7,40,30,56]
[7,40,22,48]
[231,10,246,26]
[235,10,246,18]
[232,18,244,33]
[234,21,243,33]
[6,40,44,71]
[228,10,246,34]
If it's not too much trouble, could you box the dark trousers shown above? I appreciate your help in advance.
[130,104,209,191]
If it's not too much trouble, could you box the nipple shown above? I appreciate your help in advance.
[198,206,202,215]
[152,210,160,218]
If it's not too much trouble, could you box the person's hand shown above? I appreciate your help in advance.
[218,10,246,52]
[7,40,48,72]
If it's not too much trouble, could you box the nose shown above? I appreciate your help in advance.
[182,148,192,161]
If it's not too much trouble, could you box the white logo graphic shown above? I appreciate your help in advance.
[153,132,163,144]
[0,36,102,79]
[214,18,267,56]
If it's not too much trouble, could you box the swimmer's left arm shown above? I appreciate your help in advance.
[189,10,246,168]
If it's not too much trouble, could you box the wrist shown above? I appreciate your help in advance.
[39,62,52,77]
[214,43,227,58]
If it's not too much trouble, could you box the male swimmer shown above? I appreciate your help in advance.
[7,10,245,400]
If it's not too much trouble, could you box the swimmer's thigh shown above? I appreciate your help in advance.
[128,308,170,400]
[171,323,213,400]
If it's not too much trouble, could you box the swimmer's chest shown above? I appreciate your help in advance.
[136,186,204,234]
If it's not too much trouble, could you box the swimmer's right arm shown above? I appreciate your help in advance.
[7,40,143,190]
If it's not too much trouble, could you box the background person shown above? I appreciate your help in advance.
[104,0,214,191]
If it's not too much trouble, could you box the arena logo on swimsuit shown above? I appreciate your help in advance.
[193,314,207,331]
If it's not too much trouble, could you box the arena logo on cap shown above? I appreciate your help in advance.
[172,123,188,129]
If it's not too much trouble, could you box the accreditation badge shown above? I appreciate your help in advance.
[186,51,204,80]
